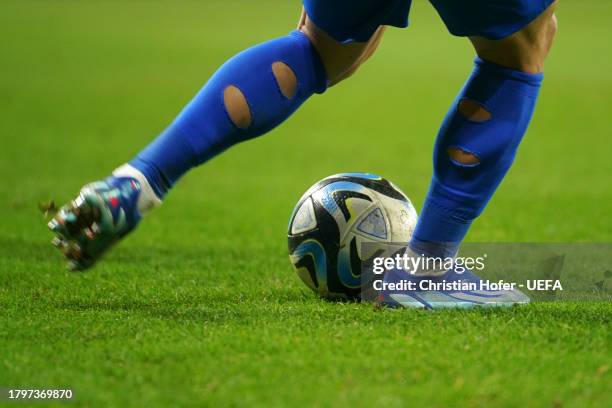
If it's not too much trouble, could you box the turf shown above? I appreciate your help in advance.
[0,0,611,406]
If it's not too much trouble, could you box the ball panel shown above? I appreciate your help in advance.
[375,192,418,242]
[356,208,388,240]
[290,238,327,294]
[290,196,317,235]
[318,174,408,202]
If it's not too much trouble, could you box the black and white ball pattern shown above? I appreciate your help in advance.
[288,173,417,299]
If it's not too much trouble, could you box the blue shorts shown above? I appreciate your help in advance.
[303,0,555,42]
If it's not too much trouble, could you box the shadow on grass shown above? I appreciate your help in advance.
[52,288,326,324]
[5,239,609,326]
[51,293,611,328]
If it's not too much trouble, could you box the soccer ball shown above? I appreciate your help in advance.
[287,173,418,300]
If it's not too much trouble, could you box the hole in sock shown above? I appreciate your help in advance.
[448,146,481,166]
[272,61,298,99]
[458,98,492,123]
[223,85,252,129]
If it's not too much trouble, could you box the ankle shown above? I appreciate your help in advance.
[113,164,162,215]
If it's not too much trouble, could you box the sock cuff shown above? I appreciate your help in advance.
[290,30,329,94]
[113,164,162,214]
[474,57,544,86]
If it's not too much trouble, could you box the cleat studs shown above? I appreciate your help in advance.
[48,219,58,231]
[61,242,82,260]
[84,227,96,240]
[69,243,83,260]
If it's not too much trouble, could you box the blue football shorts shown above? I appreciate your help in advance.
[302,0,555,42]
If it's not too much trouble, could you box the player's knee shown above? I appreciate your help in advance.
[223,85,252,129]
[527,13,558,64]
[299,11,384,86]
[517,2,558,71]
[518,10,558,72]
[544,14,559,54]
[472,5,558,73]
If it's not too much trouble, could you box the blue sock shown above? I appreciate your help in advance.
[410,58,544,258]
[129,30,327,198]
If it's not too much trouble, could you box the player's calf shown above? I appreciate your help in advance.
[410,2,558,260]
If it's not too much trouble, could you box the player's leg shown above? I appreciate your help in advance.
[410,1,558,261]
[48,7,389,270]
[383,2,559,308]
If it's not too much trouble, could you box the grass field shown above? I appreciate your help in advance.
[1,1,611,406]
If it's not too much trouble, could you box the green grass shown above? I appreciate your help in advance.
[1,0,611,406]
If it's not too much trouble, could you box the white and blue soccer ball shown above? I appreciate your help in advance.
[287,173,418,300]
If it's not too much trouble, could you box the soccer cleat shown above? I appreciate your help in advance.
[377,265,530,310]
[47,163,163,271]
[47,176,145,271]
